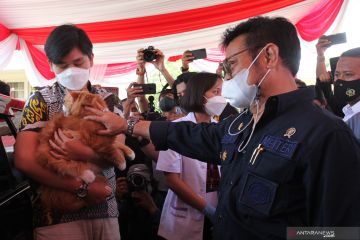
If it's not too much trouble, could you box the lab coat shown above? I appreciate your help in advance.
[156,112,218,240]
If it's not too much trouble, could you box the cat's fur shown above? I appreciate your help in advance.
[36,91,134,212]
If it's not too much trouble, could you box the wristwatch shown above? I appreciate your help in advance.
[75,181,89,198]
[127,117,139,136]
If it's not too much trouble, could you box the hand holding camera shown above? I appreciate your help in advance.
[182,50,194,70]
[116,177,129,200]
[136,48,146,73]
[131,190,158,214]
[143,46,165,71]
[317,33,347,57]
[127,82,144,103]
[316,38,331,58]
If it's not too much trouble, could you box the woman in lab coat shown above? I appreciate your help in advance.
[157,72,225,240]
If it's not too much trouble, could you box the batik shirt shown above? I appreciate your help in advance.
[19,82,123,227]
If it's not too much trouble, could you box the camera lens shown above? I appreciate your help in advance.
[132,175,145,187]
[143,46,157,62]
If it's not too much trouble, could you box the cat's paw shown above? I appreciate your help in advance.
[118,161,126,171]
[127,151,135,161]
[80,170,96,183]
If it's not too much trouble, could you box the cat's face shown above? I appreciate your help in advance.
[64,91,108,117]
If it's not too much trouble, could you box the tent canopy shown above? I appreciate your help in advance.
[0,0,345,87]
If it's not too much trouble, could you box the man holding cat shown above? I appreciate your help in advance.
[15,25,122,240]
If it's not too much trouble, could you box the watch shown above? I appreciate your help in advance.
[127,117,139,136]
[75,181,89,198]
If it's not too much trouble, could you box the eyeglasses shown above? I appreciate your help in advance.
[222,48,249,77]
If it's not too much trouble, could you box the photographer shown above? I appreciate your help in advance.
[116,160,163,240]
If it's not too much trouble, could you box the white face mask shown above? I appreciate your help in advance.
[56,67,90,91]
[204,95,227,116]
[222,47,270,108]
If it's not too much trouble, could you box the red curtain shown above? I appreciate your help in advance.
[11,0,303,45]
[296,0,344,41]
[25,41,55,79]
[0,23,11,41]
[0,0,345,79]
[104,62,138,77]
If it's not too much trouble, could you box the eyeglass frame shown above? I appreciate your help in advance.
[222,45,263,77]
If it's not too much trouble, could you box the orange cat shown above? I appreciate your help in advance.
[36,91,135,212]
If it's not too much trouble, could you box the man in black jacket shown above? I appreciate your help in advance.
[87,17,360,240]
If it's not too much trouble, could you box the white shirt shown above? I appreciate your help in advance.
[342,100,360,122]
[156,112,219,240]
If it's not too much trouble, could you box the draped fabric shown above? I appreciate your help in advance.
[296,0,344,41]
[89,64,108,85]
[18,39,56,87]
[0,0,345,87]
[10,0,304,45]
[0,34,17,70]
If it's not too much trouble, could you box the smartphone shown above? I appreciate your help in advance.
[190,48,207,60]
[324,32,346,46]
[133,83,156,95]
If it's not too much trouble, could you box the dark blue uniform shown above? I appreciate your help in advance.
[149,87,360,240]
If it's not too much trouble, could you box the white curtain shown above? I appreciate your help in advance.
[19,39,56,87]
[89,64,108,85]
[30,0,319,64]
[191,59,219,73]
[0,34,18,70]
[0,0,235,28]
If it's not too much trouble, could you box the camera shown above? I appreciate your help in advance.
[141,95,166,121]
[127,164,151,192]
[143,46,158,62]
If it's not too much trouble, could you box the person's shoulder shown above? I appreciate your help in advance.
[345,111,360,130]
[296,103,354,144]
[20,91,49,132]
[172,113,192,123]
[93,85,123,114]
[92,85,114,99]
[24,90,47,109]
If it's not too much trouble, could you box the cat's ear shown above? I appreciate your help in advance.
[69,91,80,100]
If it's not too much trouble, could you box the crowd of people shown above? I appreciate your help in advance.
[3,14,359,240]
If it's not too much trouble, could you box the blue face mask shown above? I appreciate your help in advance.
[159,97,177,112]
[221,47,270,108]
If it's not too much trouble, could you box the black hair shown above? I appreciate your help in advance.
[221,16,301,76]
[44,24,93,64]
[159,89,174,101]
[180,72,219,113]
[295,78,306,88]
[341,47,360,58]
[0,80,10,96]
[172,72,198,99]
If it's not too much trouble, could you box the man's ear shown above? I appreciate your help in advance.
[264,43,279,69]
[49,62,54,73]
